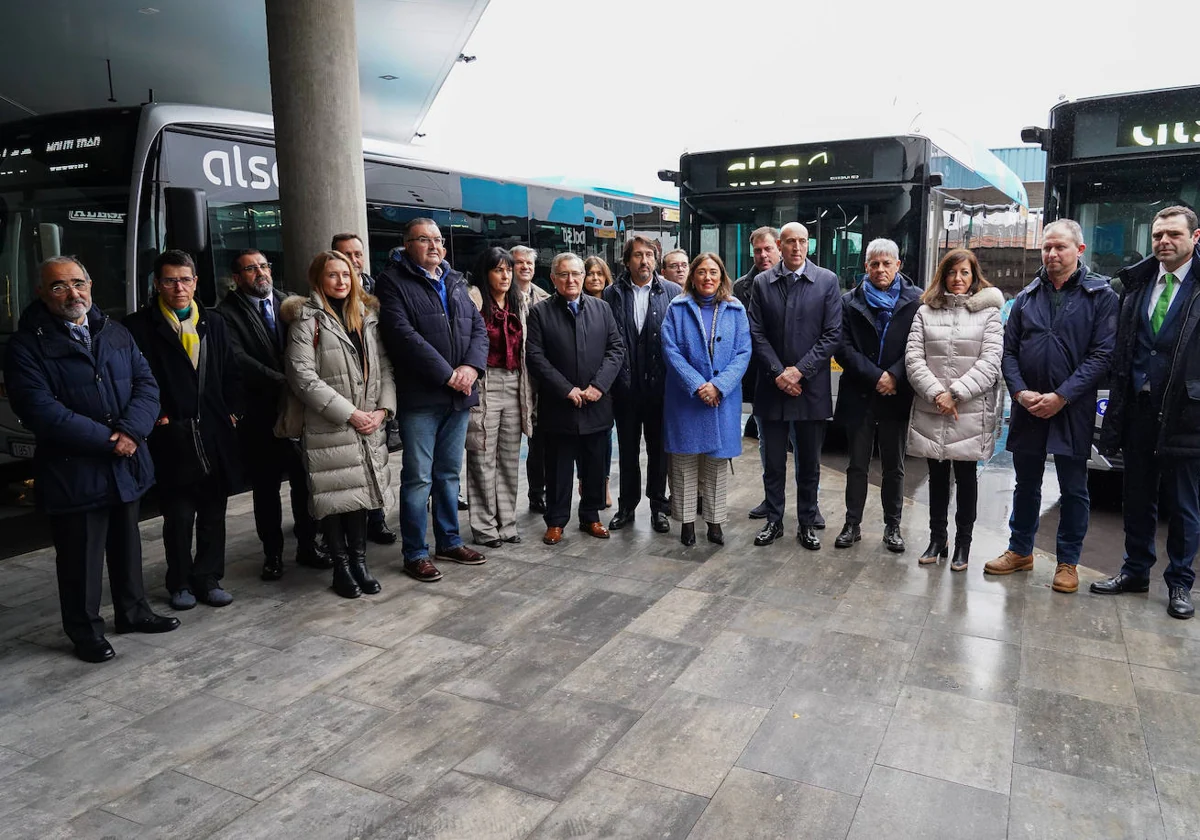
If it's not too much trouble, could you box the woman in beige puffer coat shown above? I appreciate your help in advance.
[282,250,396,599]
[905,248,1004,572]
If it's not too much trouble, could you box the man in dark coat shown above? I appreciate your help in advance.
[214,249,325,581]
[4,256,179,662]
[748,222,842,549]
[986,220,1117,595]
[332,231,398,545]
[375,217,489,582]
[526,252,625,546]
[833,239,922,553]
[1093,205,1200,619]
[603,235,681,533]
[125,250,243,610]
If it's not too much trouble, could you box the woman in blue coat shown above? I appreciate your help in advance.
[661,253,752,546]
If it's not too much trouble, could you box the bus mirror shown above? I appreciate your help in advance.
[1021,126,1048,150]
[37,223,62,258]
[657,169,681,186]
[928,171,944,188]
[165,187,209,255]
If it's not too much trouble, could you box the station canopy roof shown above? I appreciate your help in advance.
[0,0,489,142]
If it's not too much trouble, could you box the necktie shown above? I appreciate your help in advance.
[1151,273,1176,335]
[70,324,91,352]
[568,299,579,317]
[260,298,276,334]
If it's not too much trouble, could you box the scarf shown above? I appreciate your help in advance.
[861,277,901,362]
[158,295,200,368]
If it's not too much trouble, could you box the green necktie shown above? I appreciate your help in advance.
[1151,273,1177,334]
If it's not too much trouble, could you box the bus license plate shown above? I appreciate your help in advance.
[9,441,35,458]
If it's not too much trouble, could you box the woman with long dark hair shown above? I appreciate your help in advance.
[465,247,534,547]
[281,250,395,598]
[905,248,1004,571]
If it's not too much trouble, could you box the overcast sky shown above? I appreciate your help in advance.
[418,0,1185,197]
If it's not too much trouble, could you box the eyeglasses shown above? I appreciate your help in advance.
[238,262,271,273]
[693,269,722,279]
[406,236,445,247]
[158,276,196,287]
[46,279,91,296]
[554,271,584,280]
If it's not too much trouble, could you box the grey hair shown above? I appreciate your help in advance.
[511,245,537,261]
[551,252,584,274]
[1043,219,1085,247]
[38,255,91,286]
[750,226,779,245]
[864,238,900,262]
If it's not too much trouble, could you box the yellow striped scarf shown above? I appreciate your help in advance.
[158,295,200,368]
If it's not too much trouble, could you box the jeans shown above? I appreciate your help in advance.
[927,459,977,542]
[398,405,470,562]
[1008,451,1090,565]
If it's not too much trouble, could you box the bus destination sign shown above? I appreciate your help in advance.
[707,144,877,190]
[1118,115,1200,149]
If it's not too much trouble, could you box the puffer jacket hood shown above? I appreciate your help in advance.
[904,286,1005,462]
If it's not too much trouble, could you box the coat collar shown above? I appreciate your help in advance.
[846,274,920,316]
[1119,243,1200,292]
[615,271,668,294]
[763,259,816,284]
[1026,263,1109,295]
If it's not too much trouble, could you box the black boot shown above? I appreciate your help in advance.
[680,522,696,546]
[323,515,361,599]
[706,523,724,545]
[260,552,284,581]
[950,537,971,572]
[345,510,381,595]
[918,538,948,566]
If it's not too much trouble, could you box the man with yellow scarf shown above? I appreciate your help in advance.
[125,250,244,610]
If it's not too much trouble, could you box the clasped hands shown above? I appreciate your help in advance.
[696,382,721,407]
[566,385,603,408]
[109,431,137,457]
[447,365,479,395]
[1016,390,1066,419]
[349,408,388,435]
[774,366,803,397]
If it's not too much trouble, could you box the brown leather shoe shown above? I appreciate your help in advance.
[983,550,1034,575]
[543,527,564,545]
[435,545,487,565]
[579,521,610,539]
[403,558,443,582]
[1052,562,1079,593]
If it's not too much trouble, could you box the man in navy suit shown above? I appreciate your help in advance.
[1094,205,1200,619]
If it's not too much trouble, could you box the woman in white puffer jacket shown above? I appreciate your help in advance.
[905,248,1004,572]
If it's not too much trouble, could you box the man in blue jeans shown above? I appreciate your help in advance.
[985,219,1117,592]
[375,218,488,581]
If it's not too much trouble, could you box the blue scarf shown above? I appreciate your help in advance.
[862,277,901,362]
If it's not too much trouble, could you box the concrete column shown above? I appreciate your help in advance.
[264,0,368,290]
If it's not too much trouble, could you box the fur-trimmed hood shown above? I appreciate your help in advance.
[924,286,1005,312]
[279,292,378,325]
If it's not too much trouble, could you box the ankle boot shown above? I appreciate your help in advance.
[706,523,724,545]
[323,514,361,599]
[951,537,971,572]
[918,538,948,565]
[680,522,696,546]
[344,511,381,595]
[332,558,362,598]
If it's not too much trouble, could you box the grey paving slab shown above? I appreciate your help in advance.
[327,632,493,711]
[0,747,33,780]
[409,557,540,601]
[0,692,139,758]
[787,629,913,706]
[905,628,1021,705]
[687,766,858,840]
[1135,686,1200,775]
[535,588,656,646]
[726,599,829,644]
[43,808,145,839]
[527,769,706,840]
[599,688,767,798]
[554,631,700,711]
[766,552,862,597]
[1131,663,1200,697]
[177,692,390,800]
[853,554,947,597]
[424,589,558,647]
[924,584,1025,644]
[672,630,798,707]
[1124,627,1200,675]
[101,770,256,840]
[1014,687,1155,791]
[207,633,383,710]
[438,632,597,709]
[1116,593,1200,642]
[0,595,61,643]
[207,770,403,840]
[675,551,783,598]
[370,770,555,840]
[1020,645,1138,706]
[876,684,1016,793]
[456,689,639,801]
[738,686,892,796]
[1007,763,1165,840]
[1021,590,1125,644]
[825,585,930,645]
[319,690,521,802]
[0,566,55,610]
[846,765,1009,840]
[624,588,744,647]
[1155,766,1200,840]
[1020,626,1129,662]
[312,590,465,648]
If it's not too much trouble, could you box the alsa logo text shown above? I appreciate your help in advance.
[203,145,279,190]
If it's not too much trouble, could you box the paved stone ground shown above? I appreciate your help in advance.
[1,441,1198,839]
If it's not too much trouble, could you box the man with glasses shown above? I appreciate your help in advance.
[376,218,488,581]
[5,256,179,662]
[661,249,690,286]
[126,250,244,609]
[215,249,326,581]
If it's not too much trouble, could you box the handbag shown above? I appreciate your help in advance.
[152,337,212,484]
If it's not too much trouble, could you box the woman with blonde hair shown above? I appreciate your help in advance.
[905,248,1004,571]
[281,250,396,598]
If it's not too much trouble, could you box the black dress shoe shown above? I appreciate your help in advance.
[74,637,115,663]
[115,614,181,634]
[479,538,503,548]
[680,522,696,546]
[748,502,769,520]
[652,512,670,533]
[458,495,469,511]
[1168,586,1194,619]
[706,523,724,545]
[529,496,547,514]
[1089,572,1151,595]
[260,553,284,581]
[367,520,397,545]
[797,525,821,551]
[834,524,861,548]
[883,525,905,553]
[754,521,784,546]
[503,535,522,544]
[297,542,334,570]
[609,509,636,530]
[918,539,948,565]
